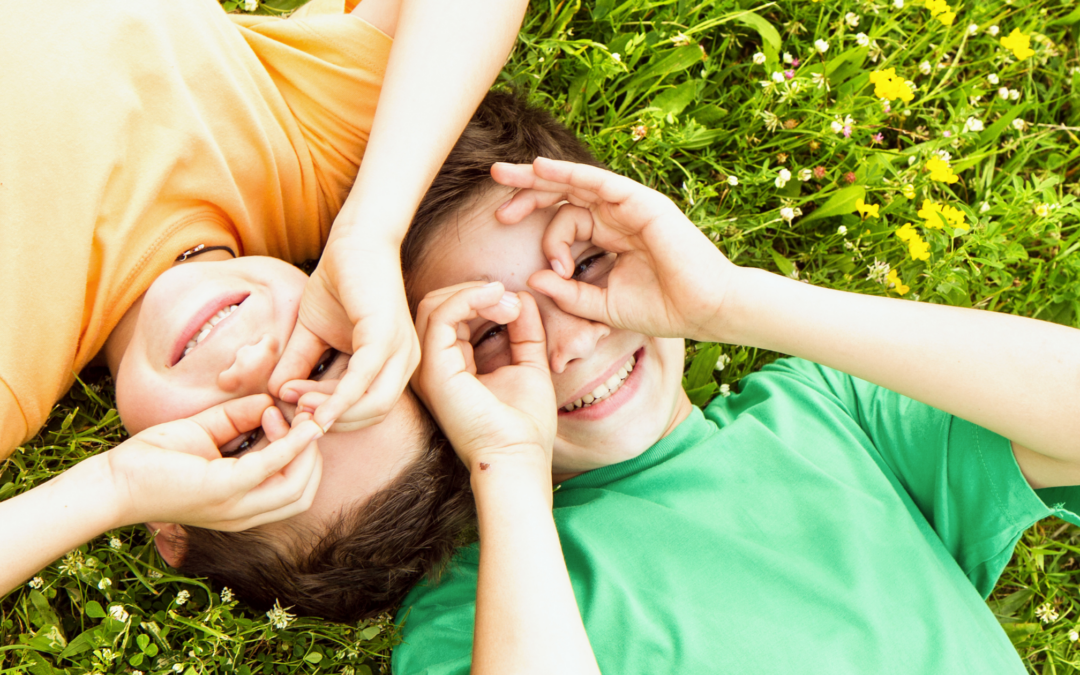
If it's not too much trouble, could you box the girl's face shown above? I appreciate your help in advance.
[411,187,692,478]
[115,256,426,547]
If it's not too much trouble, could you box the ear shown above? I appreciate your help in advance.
[146,522,186,568]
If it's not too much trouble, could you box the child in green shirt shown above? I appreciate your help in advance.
[396,91,1080,674]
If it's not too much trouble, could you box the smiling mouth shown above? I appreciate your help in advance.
[561,353,638,412]
[171,292,250,365]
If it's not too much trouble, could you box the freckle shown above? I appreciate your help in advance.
[479,462,490,471]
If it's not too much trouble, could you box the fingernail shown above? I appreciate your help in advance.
[484,281,502,289]
[550,259,567,278]
[499,292,521,308]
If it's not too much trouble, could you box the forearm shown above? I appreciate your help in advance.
[470,458,600,675]
[0,455,123,595]
[721,267,1080,465]
[336,0,529,244]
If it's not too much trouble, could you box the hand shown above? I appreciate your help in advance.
[492,157,740,341]
[106,395,324,531]
[412,282,556,473]
[269,234,421,433]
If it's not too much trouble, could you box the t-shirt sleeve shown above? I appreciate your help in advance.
[741,358,1079,596]
[392,550,479,675]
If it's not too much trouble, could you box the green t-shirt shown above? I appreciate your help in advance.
[393,359,1079,674]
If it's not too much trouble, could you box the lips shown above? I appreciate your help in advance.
[170,291,250,366]
[558,347,645,418]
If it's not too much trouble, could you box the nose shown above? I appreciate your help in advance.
[216,334,281,395]
[538,295,611,373]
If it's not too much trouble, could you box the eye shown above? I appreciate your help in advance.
[308,349,340,381]
[220,428,262,459]
[473,323,508,348]
[572,252,615,282]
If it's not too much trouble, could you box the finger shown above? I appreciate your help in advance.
[528,269,611,325]
[186,395,276,449]
[231,419,323,492]
[505,293,550,374]
[270,323,333,402]
[281,377,338,405]
[494,188,570,225]
[492,161,603,206]
[225,439,323,527]
[541,204,596,279]
[530,157,639,206]
[414,280,499,339]
[261,406,291,443]
[416,282,507,350]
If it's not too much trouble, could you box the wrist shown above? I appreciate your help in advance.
[469,448,554,508]
[57,453,131,531]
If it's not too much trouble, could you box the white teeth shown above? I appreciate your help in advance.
[562,354,638,412]
[181,304,239,359]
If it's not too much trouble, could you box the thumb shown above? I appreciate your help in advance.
[505,293,550,374]
[269,323,332,401]
[528,269,610,325]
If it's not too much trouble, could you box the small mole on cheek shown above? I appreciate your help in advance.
[479,462,490,471]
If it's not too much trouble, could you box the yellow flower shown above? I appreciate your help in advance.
[940,203,968,230]
[1001,29,1035,60]
[855,198,880,219]
[918,200,945,229]
[895,223,931,260]
[924,0,955,25]
[1035,203,1050,217]
[869,69,915,103]
[925,155,959,183]
[887,268,910,295]
[902,184,916,200]
[938,10,955,26]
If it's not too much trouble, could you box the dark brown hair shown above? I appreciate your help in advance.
[176,401,475,622]
[401,89,603,288]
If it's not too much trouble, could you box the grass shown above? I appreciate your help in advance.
[3,0,1079,672]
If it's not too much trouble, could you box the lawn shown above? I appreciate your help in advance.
[3,0,1079,672]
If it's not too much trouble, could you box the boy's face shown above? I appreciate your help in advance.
[411,186,692,477]
[115,256,426,549]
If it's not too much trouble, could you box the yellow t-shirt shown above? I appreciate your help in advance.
[0,0,391,457]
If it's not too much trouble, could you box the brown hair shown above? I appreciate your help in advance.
[176,402,475,622]
[401,89,603,288]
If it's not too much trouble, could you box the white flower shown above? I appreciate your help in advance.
[893,0,904,8]
[175,590,190,606]
[173,664,185,673]
[108,605,129,622]
[987,73,999,85]
[988,25,1000,37]
[837,225,848,235]
[29,577,44,590]
[866,259,891,285]
[267,600,296,630]
[918,61,932,75]
[811,72,829,90]
[771,71,784,83]
[727,175,739,187]
[968,24,979,36]
[1035,203,1051,218]
[97,578,112,590]
[780,207,796,222]
[815,39,829,54]
[844,241,856,250]
[611,53,621,62]
[856,33,870,47]
[1069,628,1079,642]
[798,168,813,182]
[108,537,123,550]
[963,117,984,132]
[243,0,258,11]
[220,587,235,603]
[752,52,766,65]
[979,202,991,213]
[775,168,792,188]
[934,149,952,161]
[998,87,1010,99]
[133,671,144,675]
[719,384,732,397]
[1035,603,1059,624]
[831,120,844,134]
[782,52,793,64]
[1008,89,1020,101]
[1012,118,1027,131]
[715,354,731,371]
[845,12,860,27]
